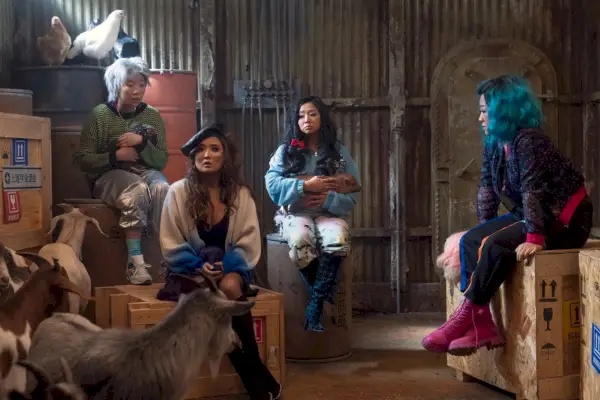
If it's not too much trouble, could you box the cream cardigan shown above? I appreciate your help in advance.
[159,178,261,272]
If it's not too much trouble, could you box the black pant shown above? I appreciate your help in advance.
[461,197,593,305]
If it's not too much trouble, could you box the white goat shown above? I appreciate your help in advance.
[0,254,91,397]
[25,272,255,400]
[9,358,86,400]
[36,204,108,314]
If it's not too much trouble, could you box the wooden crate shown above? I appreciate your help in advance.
[447,240,600,400]
[63,199,164,288]
[0,112,52,250]
[578,250,600,400]
[94,283,285,399]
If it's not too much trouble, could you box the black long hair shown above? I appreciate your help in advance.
[281,96,341,176]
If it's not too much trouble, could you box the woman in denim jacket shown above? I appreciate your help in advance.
[265,96,360,332]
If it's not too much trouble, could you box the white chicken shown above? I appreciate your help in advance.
[36,16,72,66]
[66,10,125,61]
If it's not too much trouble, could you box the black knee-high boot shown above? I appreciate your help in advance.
[304,254,344,332]
[227,295,282,400]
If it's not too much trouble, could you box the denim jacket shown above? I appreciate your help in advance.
[265,144,360,218]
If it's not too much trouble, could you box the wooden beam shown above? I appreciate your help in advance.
[388,0,407,314]
[197,0,216,127]
[215,96,390,110]
[351,228,393,237]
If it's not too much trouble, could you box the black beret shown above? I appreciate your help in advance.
[181,122,225,157]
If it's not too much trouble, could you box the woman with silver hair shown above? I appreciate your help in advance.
[74,56,169,285]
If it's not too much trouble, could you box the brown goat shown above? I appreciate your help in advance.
[0,243,33,304]
[8,357,86,400]
[0,255,92,396]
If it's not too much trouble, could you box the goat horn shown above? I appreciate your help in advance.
[86,216,109,238]
[16,359,53,388]
[57,203,75,213]
[59,357,74,384]
[17,252,53,270]
[195,269,219,292]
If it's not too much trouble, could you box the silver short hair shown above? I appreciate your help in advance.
[104,57,151,102]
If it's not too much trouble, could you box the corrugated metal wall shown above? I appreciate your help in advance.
[216,0,394,310]
[583,3,600,229]
[0,0,14,87]
[5,0,594,311]
[13,0,196,70]
[403,0,586,292]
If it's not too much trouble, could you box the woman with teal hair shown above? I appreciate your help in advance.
[422,75,593,356]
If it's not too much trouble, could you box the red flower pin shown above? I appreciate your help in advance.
[291,139,305,149]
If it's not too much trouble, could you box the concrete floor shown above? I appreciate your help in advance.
[221,312,515,399]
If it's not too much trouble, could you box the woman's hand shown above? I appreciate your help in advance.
[303,176,338,193]
[115,147,139,162]
[515,242,543,265]
[117,132,143,148]
[202,262,223,279]
[301,192,328,209]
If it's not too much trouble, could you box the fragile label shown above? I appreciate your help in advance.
[592,323,600,374]
[253,318,263,344]
[563,300,582,343]
[2,191,21,224]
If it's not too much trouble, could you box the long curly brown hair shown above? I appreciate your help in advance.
[185,133,247,230]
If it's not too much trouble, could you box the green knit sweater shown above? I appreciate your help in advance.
[74,102,168,186]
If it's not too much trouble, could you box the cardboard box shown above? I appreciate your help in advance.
[578,250,600,400]
[447,241,600,400]
[94,283,285,399]
[0,112,52,250]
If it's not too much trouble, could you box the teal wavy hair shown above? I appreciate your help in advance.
[476,75,544,143]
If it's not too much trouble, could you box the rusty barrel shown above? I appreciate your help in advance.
[143,69,198,184]
[13,66,107,208]
[266,233,353,362]
[0,89,33,115]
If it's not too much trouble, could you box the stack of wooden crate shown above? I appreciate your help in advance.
[578,250,600,400]
[0,111,52,251]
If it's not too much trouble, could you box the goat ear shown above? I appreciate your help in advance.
[47,214,64,237]
[5,248,29,269]
[212,297,256,316]
[17,252,53,271]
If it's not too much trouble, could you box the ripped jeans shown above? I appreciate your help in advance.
[276,211,350,268]
[92,169,170,232]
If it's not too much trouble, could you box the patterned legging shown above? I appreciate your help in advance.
[276,211,350,268]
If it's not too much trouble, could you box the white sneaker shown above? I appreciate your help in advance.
[126,263,152,285]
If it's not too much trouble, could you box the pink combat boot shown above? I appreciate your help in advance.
[447,304,505,356]
[422,299,483,353]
